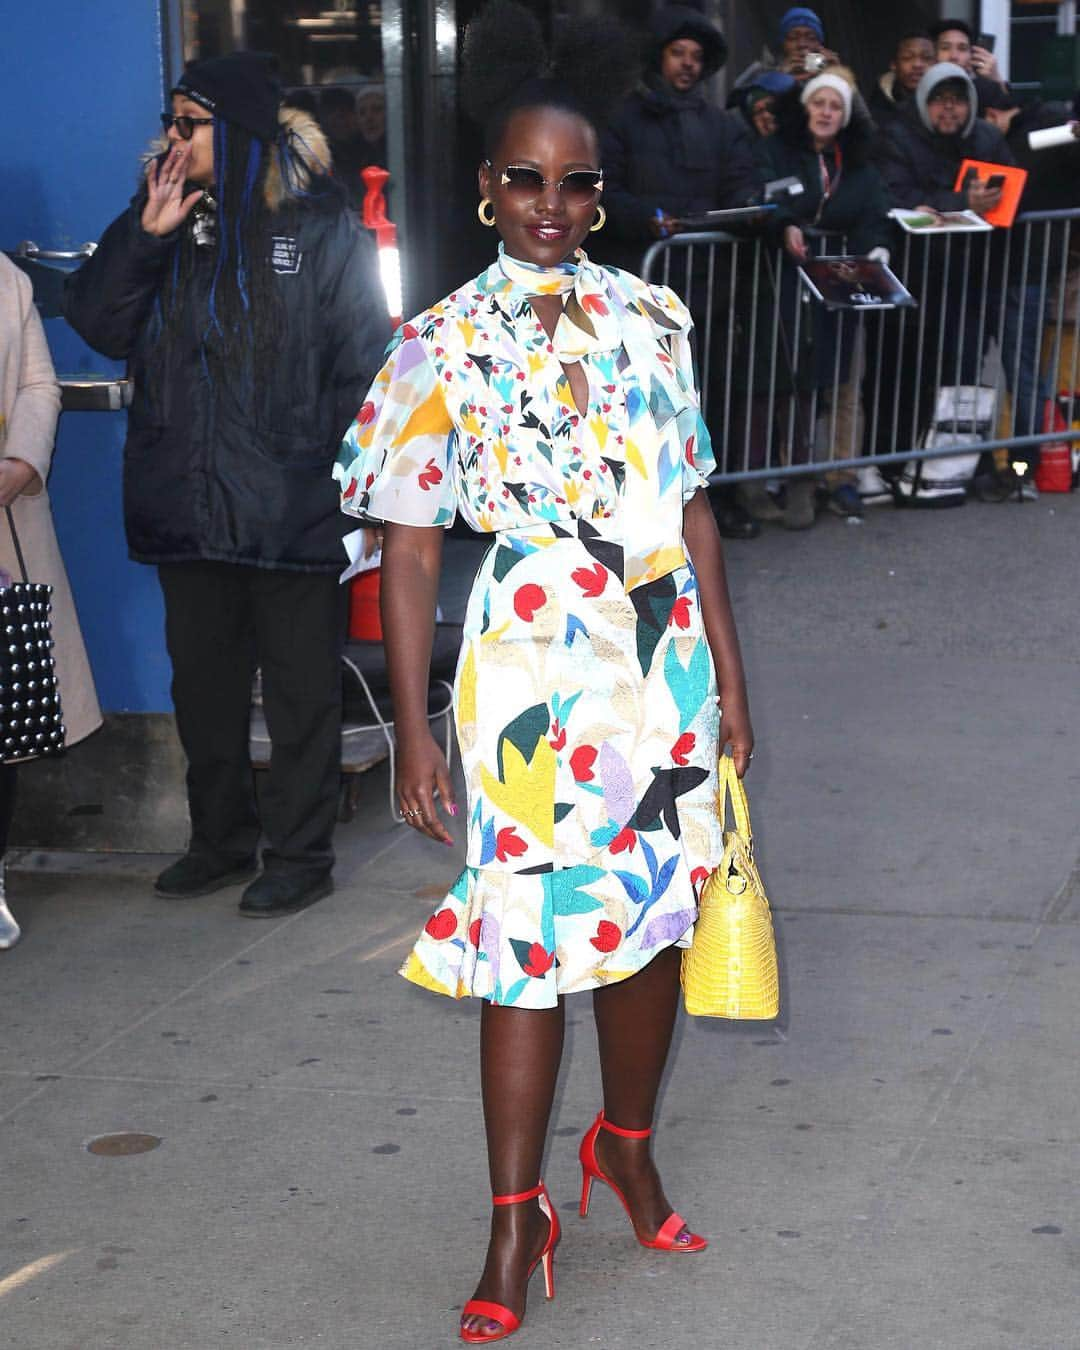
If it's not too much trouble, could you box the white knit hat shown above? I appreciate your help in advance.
[800,72,853,128]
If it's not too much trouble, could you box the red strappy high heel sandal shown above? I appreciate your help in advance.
[579,1111,708,1253]
[460,1180,560,1344]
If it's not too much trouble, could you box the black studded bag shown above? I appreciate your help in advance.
[1,506,64,765]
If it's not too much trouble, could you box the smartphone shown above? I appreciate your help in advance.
[976,32,996,52]
[985,173,1006,190]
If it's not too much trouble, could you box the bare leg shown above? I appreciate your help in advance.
[462,1000,564,1336]
[591,946,695,1243]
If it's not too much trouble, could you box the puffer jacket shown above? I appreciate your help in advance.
[754,85,891,254]
[63,109,391,571]
[596,5,760,272]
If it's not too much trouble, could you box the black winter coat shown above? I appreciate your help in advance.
[598,82,763,272]
[878,106,1015,212]
[754,94,892,255]
[64,196,390,571]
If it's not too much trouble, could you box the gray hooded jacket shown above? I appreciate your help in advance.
[879,61,1014,212]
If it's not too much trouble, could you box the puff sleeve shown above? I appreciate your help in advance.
[336,325,458,527]
[669,317,715,501]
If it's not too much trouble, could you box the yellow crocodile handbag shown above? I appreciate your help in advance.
[681,754,779,1019]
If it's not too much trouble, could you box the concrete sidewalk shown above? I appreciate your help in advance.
[2,493,1078,1349]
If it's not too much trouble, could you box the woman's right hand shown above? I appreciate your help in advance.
[783,224,809,261]
[141,144,204,237]
[396,731,458,846]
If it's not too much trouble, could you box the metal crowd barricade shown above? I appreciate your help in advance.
[641,209,1080,483]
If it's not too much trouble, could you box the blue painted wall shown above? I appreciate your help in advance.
[2,3,173,711]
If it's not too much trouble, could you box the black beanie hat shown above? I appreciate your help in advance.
[174,51,282,143]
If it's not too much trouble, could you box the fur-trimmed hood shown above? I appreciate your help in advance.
[144,106,334,211]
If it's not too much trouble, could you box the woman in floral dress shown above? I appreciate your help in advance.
[336,3,753,1341]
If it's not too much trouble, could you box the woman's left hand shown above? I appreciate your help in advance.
[719,690,755,779]
[0,459,42,507]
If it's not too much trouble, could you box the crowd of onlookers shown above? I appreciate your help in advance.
[593,4,1080,535]
[283,82,387,207]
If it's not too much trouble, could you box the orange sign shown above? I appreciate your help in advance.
[953,159,1029,227]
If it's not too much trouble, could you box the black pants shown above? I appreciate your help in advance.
[158,562,345,878]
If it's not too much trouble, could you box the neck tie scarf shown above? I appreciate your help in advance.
[491,245,692,590]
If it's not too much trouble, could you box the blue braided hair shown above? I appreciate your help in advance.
[152,112,344,378]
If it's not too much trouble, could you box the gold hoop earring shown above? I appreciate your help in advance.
[477,198,496,227]
[590,204,607,233]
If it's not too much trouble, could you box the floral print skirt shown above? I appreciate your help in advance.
[400,517,723,1009]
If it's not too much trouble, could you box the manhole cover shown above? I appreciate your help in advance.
[85,1133,162,1157]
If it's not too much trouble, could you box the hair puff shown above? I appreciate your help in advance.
[462,0,641,152]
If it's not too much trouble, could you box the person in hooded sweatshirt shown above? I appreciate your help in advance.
[65,53,391,917]
[878,61,1014,215]
[600,3,763,539]
[870,62,1014,463]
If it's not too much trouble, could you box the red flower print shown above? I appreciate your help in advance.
[610,827,636,854]
[418,459,443,491]
[356,401,376,426]
[342,479,358,501]
[513,584,547,622]
[495,827,527,863]
[691,866,710,891]
[581,293,609,316]
[669,597,692,630]
[523,944,555,978]
[671,732,696,766]
[400,323,419,339]
[468,918,482,948]
[548,720,567,752]
[570,745,597,782]
[424,908,457,941]
[571,564,608,598]
[590,920,622,953]
[685,434,696,466]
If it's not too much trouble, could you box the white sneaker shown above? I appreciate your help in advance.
[0,894,20,949]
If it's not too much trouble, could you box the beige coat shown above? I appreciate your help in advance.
[0,254,101,746]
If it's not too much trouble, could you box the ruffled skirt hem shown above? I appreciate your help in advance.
[398,858,699,1009]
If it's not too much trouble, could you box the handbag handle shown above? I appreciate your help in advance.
[4,506,28,584]
[717,753,752,841]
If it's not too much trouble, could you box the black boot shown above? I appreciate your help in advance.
[155,853,258,899]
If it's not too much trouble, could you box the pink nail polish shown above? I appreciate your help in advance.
[448,803,459,817]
